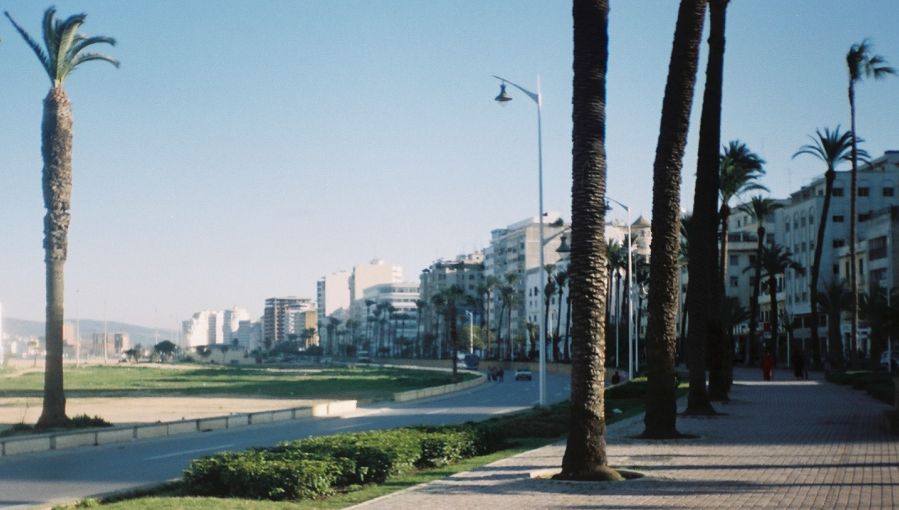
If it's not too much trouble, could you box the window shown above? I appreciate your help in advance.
[833,264,839,275]
[801,242,807,252]
[800,216,806,227]
[884,187,895,197]
[870,236,887,260]
[833,215,844,223]
[785,221,791,232]
[833,188,845,197]
[859,212,871,222]
[730,277,739,288]
[729,254,739,266]
[767,234,775,244]
[833,239,845,248]
[858,187,870,197]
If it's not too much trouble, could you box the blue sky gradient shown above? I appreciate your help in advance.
[1,1,897,327]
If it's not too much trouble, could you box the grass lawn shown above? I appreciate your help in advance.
[0,365,476,401]
[59,377,678,510]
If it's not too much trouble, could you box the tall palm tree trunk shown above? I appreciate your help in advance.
[38,88,73,429]
[768,275,779,356]
[558,0,621,481]
[848,84,860,367]
[808,169,834,369]
[642,0,706,439]
[685,0,727,414]
[748,227,764,363]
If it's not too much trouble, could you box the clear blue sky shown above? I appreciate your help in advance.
[1,1,897,328]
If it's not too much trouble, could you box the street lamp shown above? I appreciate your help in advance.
[464,310,474,354]
[606,197,634,380]
[493,74,547,406]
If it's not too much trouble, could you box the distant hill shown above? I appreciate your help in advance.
[4,317,168,346]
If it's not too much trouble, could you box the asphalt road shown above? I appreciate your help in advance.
[0,371,571,510]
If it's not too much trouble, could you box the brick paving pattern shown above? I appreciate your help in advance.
[351,368,899,509]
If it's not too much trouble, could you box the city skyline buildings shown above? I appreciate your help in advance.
[1,1,897,327]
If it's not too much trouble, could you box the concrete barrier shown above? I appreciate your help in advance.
[226,414,250,428]
[393,373,486,402]
[197,417,228,432]
[271,409,294,422]
[248,411,273,425]
[54,431,97,449]
[4,436,52,456]
[167,421,198,435]
[96,427,135,445]
[135,424,169,439]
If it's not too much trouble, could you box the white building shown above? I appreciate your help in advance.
[484,213,569,355]
[349,260,402,304]
[360,282,420,356]
[316,270,351,351]
[181,307,249,349]
[780,150,899,345]
[263,297,314,346]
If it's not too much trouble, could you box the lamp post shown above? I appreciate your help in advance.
[606,197,634,380]
[464,310,474,354]
[493,74,547,406]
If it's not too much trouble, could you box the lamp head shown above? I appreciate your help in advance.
[556,234,571,256]
[495,83,512,105]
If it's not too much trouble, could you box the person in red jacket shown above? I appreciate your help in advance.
[762,350,775,381]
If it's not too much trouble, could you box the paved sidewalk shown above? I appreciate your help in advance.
[351,368,898,509]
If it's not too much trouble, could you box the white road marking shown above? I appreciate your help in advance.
[145,444,235,461]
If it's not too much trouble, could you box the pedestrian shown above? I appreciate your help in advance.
[762,350,775,381]
[497,367,504,382]
[791,348,804,380]
[611,370,621,385]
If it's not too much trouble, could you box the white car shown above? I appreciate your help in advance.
[514,368,533,381]
[880,351,898,370]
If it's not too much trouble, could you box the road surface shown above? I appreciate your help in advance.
[0,371,570,509]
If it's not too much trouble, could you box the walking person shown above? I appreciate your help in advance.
[791,348,805,380]
[762,350,775,381]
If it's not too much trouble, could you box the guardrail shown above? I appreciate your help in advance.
[0,400,357,458]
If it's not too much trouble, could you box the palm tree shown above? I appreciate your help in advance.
[414,299,427,358]
[792,127,863,368]
[478,275,500,359]
[430,292,446,359]
[818,279,849,369]
[683,0,729,416]
[760,244,804,353]
[737,196,782,367]
[499,273,519,360]
[859,284,896,371]
[678,214,692,354]
[641,0,706,440]
[846,40,894,366]
[719,141,766,284]
[606,240,625,365]
[542,264,557,361]
[6,8,118,428]
[440,285,466,380]
[558,0,619,482]
[554,269,569,360]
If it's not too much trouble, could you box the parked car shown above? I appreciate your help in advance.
[514,368,533,381]
[880,350,898,370]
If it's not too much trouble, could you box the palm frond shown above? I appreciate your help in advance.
[69,52,120,70]
[5,11,52,82]
[42,7,58,72]
[66,34,116,62]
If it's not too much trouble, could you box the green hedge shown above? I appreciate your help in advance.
[183,450,339,501]
[826,370,895,405]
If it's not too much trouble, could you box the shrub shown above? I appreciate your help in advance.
[418,430,474,467]
[278,429,424,485]
[183,450,338,501]
[68,414,113,428]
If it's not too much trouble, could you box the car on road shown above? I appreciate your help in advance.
[514,368,532,381]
